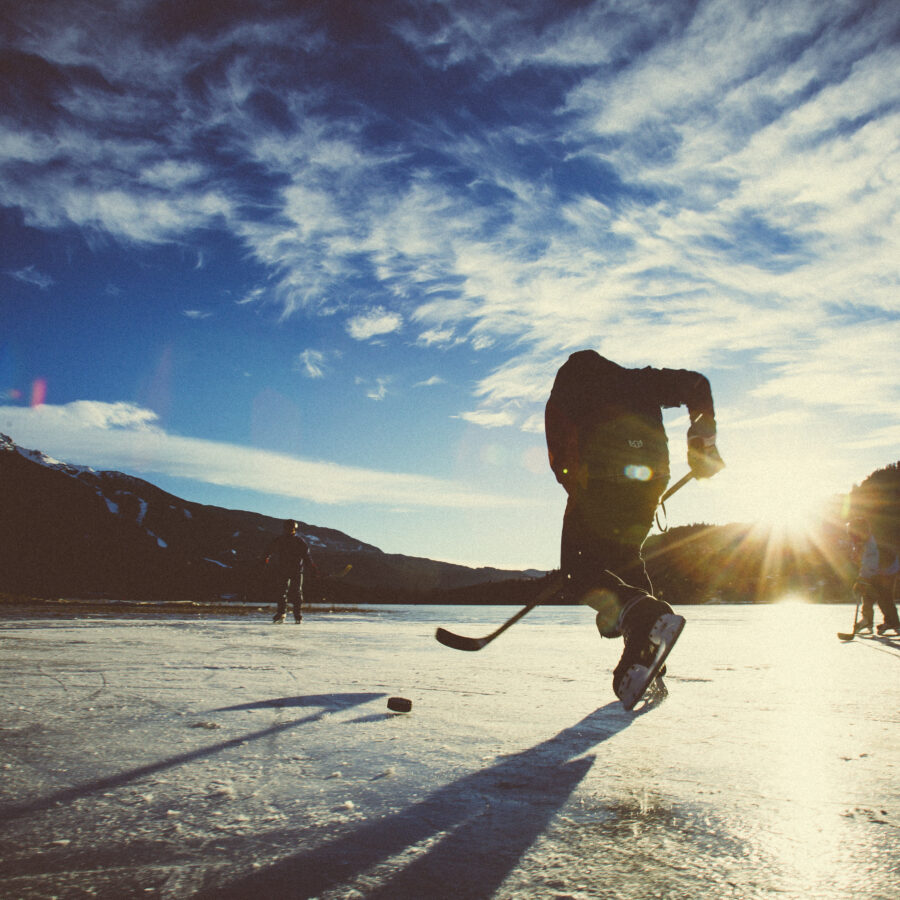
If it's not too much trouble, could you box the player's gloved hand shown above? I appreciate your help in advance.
[687,435,725,478]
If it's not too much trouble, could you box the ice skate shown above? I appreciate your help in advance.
[272,613,285,624]
[854,619,873,634]
[613,596,685,711]
[876,623,899,636]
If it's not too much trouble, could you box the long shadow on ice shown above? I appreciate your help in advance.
[212,693,379,712]
[1,692,382,820]
[209,700,647,900]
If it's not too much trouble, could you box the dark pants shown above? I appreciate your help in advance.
[561,478,665,635]
[273,571,304,621]
[857,575,900,629]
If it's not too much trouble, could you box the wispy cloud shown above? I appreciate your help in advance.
[8,266,55,290]
[457,409,518,429]
[752,318,900,417]
[346,307,404,341]
[1,401,531,510]
[367,378,390,401]
[237,287,265,306]
[296,350,328,379]
[416,327,459,347]
[355,376,391,401]
[140,160,207,189]
[842,423,900,451]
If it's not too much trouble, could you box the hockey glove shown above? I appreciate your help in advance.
[687,435,725,479]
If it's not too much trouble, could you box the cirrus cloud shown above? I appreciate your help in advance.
[1,401,534,510]
[346,306,404,341]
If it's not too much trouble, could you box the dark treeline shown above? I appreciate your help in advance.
[415,462,900,606]
[416,522,849,607]
[849,461,900,547]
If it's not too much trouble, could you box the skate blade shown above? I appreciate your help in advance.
[618,614,685,711]
[639,676,668,707]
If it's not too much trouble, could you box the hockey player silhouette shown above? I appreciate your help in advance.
[264,520,316,623]
[545,350,724,707]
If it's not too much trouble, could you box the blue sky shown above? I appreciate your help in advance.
[2,0,899,570]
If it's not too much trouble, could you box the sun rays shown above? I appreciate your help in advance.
[645,502,853,606]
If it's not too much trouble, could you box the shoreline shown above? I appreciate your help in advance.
[0,595,374,619]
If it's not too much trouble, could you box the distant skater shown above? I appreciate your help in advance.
[545,350,724,708]
[846,517,900,635]
[264,519,316,623]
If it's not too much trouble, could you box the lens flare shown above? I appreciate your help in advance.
[624,464,653,481]
[30,378,47,407]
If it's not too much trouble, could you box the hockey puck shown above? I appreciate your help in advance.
[387,696,412,713]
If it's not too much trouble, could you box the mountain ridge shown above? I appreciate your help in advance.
[0,433,544,603]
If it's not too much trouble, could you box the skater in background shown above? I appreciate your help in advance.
[264,519,317,623]
[846,517,900,635]
[545,350,724,706]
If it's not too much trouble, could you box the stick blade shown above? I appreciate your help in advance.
[435,627,486,652]
[837,632,855,641]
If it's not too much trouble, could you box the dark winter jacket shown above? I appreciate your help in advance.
[545,350,717,487]
[265,532,313,575]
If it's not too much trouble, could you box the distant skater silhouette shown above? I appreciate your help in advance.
[545,350,724,708]
[846,517,900,635]
[264,519,317,623]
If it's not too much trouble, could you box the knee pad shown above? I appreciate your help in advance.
[584,588,622,637]
[596,610,621,639]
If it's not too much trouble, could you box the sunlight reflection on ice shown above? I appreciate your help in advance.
[750,598,854,895]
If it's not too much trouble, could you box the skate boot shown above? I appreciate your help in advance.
[854,618,873,634]
[876,622,899,636]
[612,595,685,711]
[273,613,285,624]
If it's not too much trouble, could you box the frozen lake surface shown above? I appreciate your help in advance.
[1,603,898,899]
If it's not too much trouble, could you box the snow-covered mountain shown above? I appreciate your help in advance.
[0,434,543,602]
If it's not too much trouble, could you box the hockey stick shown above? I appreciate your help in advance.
[837,589,862,641]
[435,574,565,651]
[654,471,696,532]
[660,470,696,504]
